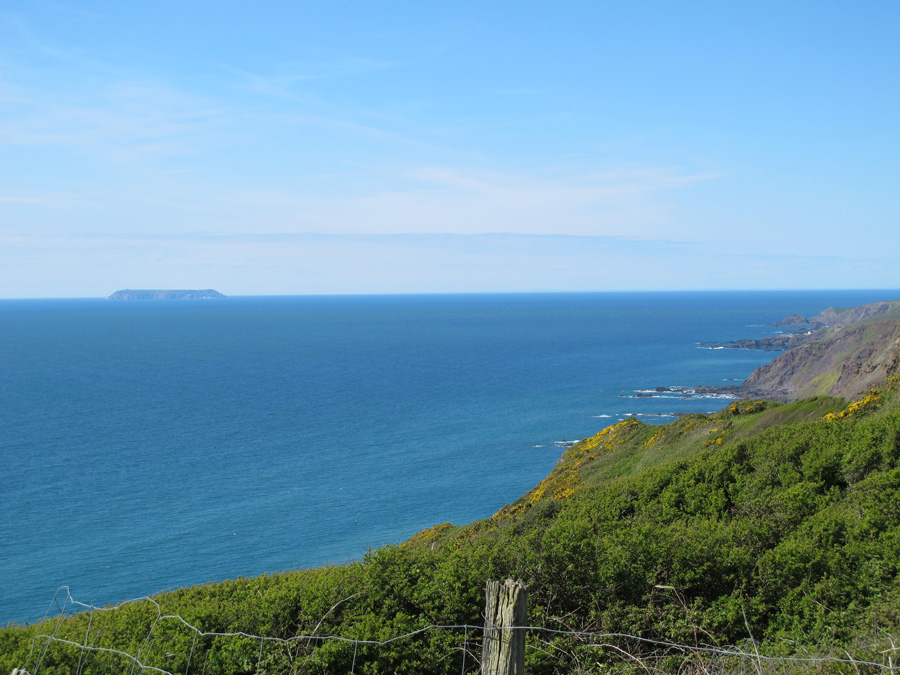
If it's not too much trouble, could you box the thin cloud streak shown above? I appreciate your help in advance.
[409,165,717,205]
[233,55,398,93]
[0,80,229,157]
[289,165,715,236]
[2,231,896,299]
[0,192,75,206]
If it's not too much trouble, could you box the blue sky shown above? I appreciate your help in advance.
[1,1,898,297]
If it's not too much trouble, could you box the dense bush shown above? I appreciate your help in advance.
[5,392,900,673]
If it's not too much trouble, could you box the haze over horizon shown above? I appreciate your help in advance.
[1,2,898,299]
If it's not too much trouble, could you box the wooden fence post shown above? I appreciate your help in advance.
[481,579,528,675]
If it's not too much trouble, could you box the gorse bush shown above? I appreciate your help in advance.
[5,389,900,673]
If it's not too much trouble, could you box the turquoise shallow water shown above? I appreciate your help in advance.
[1,290,896,624]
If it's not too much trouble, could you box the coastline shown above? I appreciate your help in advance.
[2,291,897,626]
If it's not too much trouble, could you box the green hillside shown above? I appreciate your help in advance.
[5,380,900,673]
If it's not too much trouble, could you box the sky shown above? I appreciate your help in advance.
[1,1,899,298]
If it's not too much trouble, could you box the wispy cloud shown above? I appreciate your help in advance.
[260,55,396,83]
[34,0,106,20]
[491,87,544,97]
[3,231,896,298]
[409,165,715,206]
[223,54,398,102]
[282,164,720,237]
[0,78,229,161]
[1,10,116,74]
[0,192,75,207]
[88,163,714,238]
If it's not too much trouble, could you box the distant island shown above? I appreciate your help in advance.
[107,289,225,300]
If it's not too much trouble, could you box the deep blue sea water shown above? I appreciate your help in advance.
[2,290,897,625]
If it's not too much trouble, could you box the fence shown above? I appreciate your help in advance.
[10,582,900,674]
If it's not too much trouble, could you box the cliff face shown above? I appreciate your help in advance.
[740,317,900,402]
[808,300,900,329]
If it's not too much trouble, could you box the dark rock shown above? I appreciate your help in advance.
[772,313,810,326]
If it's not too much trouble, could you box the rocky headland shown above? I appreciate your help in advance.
[697,300,900,403]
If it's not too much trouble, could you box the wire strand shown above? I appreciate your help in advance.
[17,587,900,674]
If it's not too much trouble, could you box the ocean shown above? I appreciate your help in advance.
[1,290,896,625]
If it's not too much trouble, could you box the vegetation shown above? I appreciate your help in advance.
[6,383,900,673]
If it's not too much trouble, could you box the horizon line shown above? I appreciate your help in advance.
[3,288,900,302]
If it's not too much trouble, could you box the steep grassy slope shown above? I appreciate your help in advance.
[6,382,900,674]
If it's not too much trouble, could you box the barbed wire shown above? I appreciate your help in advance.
[14,587,900,674]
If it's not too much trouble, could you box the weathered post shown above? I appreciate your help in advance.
[481,579,528,675]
